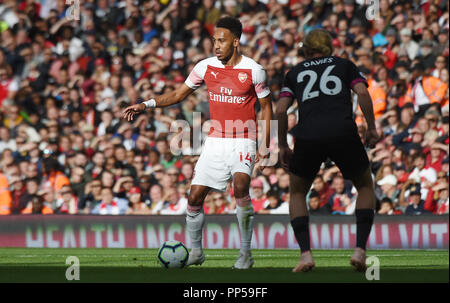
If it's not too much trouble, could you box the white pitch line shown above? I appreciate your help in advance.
[205,254,449,257]
[3,253,448,258]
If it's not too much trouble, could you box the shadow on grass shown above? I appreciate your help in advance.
[0,266,448,283]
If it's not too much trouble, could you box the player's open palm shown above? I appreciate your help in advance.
[122,103,146,122]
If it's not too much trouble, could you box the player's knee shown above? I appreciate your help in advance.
[351,168,374,191]
[292,181,311,195]
[292,189,309,197]
[187,193,204,207]
[290,177,313,196]
[233,183,249,198]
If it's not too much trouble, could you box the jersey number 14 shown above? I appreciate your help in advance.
[297,65,342,102]
[239,152,252,163]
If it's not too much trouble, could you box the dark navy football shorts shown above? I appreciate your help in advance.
[289,133,370,181]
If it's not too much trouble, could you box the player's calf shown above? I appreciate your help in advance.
[235,195,254,254]
[291,217,315,272]
[186,204,205,263]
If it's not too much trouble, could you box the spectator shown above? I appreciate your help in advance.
[8,175,28,214]
[196,0,221,35]
[0,125,15,152]
[308,190,331,215]
[126,186,151,215]
[258,190,284,214]
[180,162,194,186]
[274,173,289,202]
[137,174,152,207]
[404,184,429,215]
[404,63,448,111]
[92,187,127,215]
[310,175,334,208]
[159,187,187,215]
[377,197,402,215]
[424,180,449,215]
[112,175,135,199]
[208,192,228,214]
[417,40,437,70]
[393,162,409,185]
[408,153,438,196]
[78,179,103,214]
[250,178,268,213]
[327,175,355,214]
[149,184,168,214]
[266,193,289,215]
[0,0,447,218]
[21,195,54,215]
[398,28,419,61]
[375,174,400,205]
[424,142,448,172]
[85,151,106,181]
[38,185,57,210]
[0,64,19,107]
[41,157,70,192]
[55,185,78,214]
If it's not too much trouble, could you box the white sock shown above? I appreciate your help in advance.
[186,209,205,250]
[236,204,254,254]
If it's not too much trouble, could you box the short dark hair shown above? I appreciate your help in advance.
[309,190,320,199]
[25,177,40,184]
[414,153,426,161]
[380,197,393,205]
[216,17,242,39]
[42,157,61,173]
[266,190,278,199]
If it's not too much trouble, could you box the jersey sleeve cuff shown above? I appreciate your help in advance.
[280,87,294,97]
[257,89,271,99]
[184,78,199,90]
[350,78,368,88]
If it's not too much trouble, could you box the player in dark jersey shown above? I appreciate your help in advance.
[276,29,379,272]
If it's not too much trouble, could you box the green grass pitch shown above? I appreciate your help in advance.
[0,248,447,283]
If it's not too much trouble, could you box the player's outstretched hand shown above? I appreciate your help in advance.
[122,103,146,122]
[365,128,380,149]
[279,146,293,172]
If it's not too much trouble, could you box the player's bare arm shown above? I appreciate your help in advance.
[275,96,294,170]
[352,82,380,148]
[122,83,195,121]
[256,95,273,169]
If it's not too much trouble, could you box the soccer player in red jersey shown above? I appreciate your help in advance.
[123,17,273,269]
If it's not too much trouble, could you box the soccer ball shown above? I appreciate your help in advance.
[157,240,189,269]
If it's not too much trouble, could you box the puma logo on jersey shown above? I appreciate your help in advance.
[211,71,218,79]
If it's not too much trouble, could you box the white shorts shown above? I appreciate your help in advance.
[191,137,257,192]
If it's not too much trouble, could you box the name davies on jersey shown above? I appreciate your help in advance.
[303,57,333,67]
[208,86,246,104]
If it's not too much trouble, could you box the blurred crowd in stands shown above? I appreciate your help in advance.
[0,0,448,216]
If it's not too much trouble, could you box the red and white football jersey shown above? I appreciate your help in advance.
[185,55,270,141]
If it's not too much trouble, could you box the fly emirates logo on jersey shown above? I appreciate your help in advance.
[208,86,247,104]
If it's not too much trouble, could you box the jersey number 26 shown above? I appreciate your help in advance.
[297,65,342,102]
